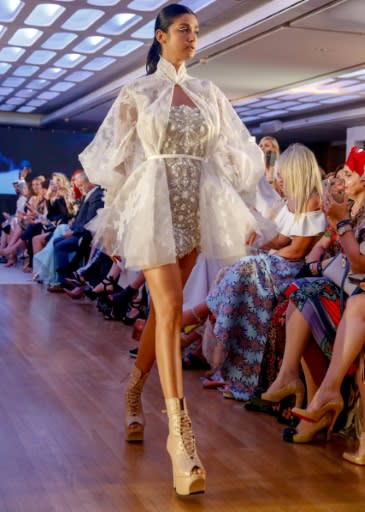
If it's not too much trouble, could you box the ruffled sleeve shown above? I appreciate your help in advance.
[275,204,327,236]
[79,84,143,206]
[212,84,265,194]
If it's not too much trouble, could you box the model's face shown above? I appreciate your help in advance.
[32,179,42,194]
[157,14,199,65]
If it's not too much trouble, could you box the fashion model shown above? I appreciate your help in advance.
[79,3,269,496]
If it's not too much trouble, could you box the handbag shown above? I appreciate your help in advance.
[323,253,364,296]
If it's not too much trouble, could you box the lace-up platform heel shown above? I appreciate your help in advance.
[125,366,149,442]
[165,397,206,496]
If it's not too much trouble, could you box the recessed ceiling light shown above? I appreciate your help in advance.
[83,56,115,71]
[54,53,86,68]
[131,19,154,39]
[6,96,25,106]
[0,63,12,74]
[97,13,141,35]
[88,0,120,5]
[0,0,24,22]
[3,77,25,86]
[128,0,165,10]
[179,0,216,11]
[62,8,104,31]
[0,104,14,111]
[9,28,43,47]
[27,99,47,107]
[13,65,40,77]
[15,89,35,98]
[0,87,14,95]
[0,46,25,62]
[104,39,143,57]
[17,106,36,112]
[26,79,50,90]
[322,95,360,104]
[26,50,56,65]
[289,103,318,111]
[0,24,6,38]
[25,3,65,27]
[73,36,111,53]
[50,81,75,92]
[39,67,66,79]
[66,70,94,82]
[42,32,78,50]
[38,91,60,100]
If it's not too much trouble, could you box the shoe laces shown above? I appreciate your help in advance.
[126,382,143,417]
[180,413,196,459]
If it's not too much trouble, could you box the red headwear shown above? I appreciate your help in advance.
[346,146,365,176]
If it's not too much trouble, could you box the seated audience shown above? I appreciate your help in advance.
[206,144,326,401]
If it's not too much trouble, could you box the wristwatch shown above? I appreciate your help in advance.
[337,224,352,236]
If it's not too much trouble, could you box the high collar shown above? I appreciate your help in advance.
[156,56,188,84]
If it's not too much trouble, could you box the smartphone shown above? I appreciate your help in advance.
[265,151,276,168]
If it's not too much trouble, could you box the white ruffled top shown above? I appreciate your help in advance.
[274,204,327,237]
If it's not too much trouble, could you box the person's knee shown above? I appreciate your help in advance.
[345,294,365,320]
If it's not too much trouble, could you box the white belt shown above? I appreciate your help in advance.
[147,153,206,162]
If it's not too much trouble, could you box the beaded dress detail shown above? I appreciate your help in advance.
[162,105,209,258]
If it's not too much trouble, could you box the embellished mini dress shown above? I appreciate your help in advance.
[79,57,279,270]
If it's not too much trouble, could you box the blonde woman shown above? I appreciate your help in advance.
[207,144,327,401]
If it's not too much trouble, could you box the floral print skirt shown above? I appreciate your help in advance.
[206,253,303,400]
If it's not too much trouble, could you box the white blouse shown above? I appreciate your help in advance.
[79,57,277,269]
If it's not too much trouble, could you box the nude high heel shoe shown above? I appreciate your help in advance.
[165,397,206,496]
[283,412,333,443]
[343,433,365,465]
[292,395,344,435]
[260,378,305,408]
[125,366,149,442]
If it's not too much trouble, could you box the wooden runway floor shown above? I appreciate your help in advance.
[1,283,365,511]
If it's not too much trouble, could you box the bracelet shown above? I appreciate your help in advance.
[336,219,352,230]
[309,261,322,275]
[191,307,202,324]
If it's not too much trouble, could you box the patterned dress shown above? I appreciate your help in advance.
[207,253,303,400]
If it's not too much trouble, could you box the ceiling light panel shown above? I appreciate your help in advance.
[38,91,60,100]
[26,50,56,65]
[15,89,36,98]
[0,87,14,95]
[13,65,39,76]
[26,79,50,89]
[97,13,141,35]
[9,28,43,46]
[6,97,25,106]
[88,0,120,5]
[179,0,216,12]
[83,56,115,71]
[66,70,94,82]
[39,67,66,79]
[322,95,360,104]
[25,3,65,27]
[3,77,25,86]
[104,39,143,57]
[42,32,78,50]
[131,19,154,39]
[0,25,6,38]
[50,81,75,92]
[0,104,14,111]
[73,36,111,54]
[0,46,25,62]
[62,9,104,31]
[54,53,86,68]
[0,1,24,22]
[17,106,36,112]
[27,99,47,107]
[128,0,165,10]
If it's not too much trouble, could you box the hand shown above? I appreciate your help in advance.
[246,231,257,246]
[63,230,73,239]
[323,193,350,227]
[2,212,10,219]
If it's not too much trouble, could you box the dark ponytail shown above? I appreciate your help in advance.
[146,3,195,75]
[146,38,161,75]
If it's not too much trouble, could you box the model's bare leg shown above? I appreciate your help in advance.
[125,251,197,440]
